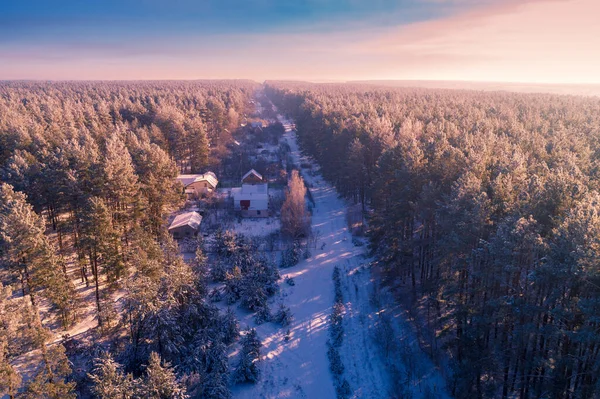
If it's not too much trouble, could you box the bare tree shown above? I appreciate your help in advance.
[280,170,311,239]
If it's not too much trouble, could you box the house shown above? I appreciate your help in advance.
[168,211,202,239]
[242,169,264,184]
[232,169,269,217]
[250,121,264,129]
[177,172,218,199]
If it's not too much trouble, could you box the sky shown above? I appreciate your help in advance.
[0,0,599,83]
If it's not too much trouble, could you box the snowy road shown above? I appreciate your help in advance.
[232,115,450,399]
[233,120,352,399]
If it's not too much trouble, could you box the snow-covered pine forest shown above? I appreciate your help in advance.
[266,81,600,399]
[1,80,600,399]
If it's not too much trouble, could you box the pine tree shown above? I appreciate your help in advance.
[79,196,124,328]
[129,138,181,236]
[0,347,20,399]
[141,352,188,399]
[232,328,261,384]
[102,132,139,230]
[21,344,76,399]
[185,119,210,174]
[220,308,240,345]
[201,343,231,399]
[0,183,78,326]
[273,302,293,327]
[122,273,160,364]
[223,267,242,305]
[162,235,198,304]
[88,353,134,399]
[0,282,21,399]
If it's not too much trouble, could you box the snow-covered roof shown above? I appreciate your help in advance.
[168,212,202,231]
[232,186,269,202]
[177,172,218,188]
[242,183,267,195]
[242,169,262,182]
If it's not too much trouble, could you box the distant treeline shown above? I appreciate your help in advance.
[266,81,600,399]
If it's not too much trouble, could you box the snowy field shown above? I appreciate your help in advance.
[231,116,450,398]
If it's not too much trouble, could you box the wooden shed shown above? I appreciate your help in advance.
[168,211,202,239]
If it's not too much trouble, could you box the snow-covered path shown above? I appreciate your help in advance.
[232,115,450,399]
[233,120,357,399]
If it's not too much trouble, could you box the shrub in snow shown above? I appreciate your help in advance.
[329,266,346,346]
[240,282,267,311]
[329,303,345,347]
[265,231,280,252]
[334,284,343,304]
[327,343,344,376]
[209,288,222,303]
[179,238,198,253]
[373,313,396,358]
[284,329,292,342]
[257,262,281,297]
[336,378,352,399]
[254,304,271,325]
[280,243,301,268]
[285,276,295,286]
[332,266,343,303]
[220,308,240,345]
[210,260,228,282]
[302,248,311,259]
[273,302,293,327]
[351,237,364,247]
[224,267,242,304]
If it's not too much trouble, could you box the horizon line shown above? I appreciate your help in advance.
[2,78,600,87]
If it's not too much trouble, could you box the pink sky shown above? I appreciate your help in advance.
[1,0,598,83]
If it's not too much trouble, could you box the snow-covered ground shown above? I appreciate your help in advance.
[232,116,451,398]
[224,216,280,238]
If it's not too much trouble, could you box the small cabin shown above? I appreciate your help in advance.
[168,212,202,239]
[177,172,218,199]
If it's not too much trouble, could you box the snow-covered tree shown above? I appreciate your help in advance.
[140,352,188,399]
[232,328,261,384]
[273,302,293,327]
[223,267,242,304]
[88,353,134,399]
[0,282,21,398]
[280,170,311,239]
[202,342,231,399]
[0,183,79,326]
[21,344,76,399]
[253,304,271,325]
[220,308,240,345]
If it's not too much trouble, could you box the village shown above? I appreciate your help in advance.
[165,101,314,263]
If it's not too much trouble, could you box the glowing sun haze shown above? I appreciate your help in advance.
[1,0,598,83]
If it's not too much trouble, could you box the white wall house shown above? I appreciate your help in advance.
[231,169,269,217]
[177,172,218,199]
